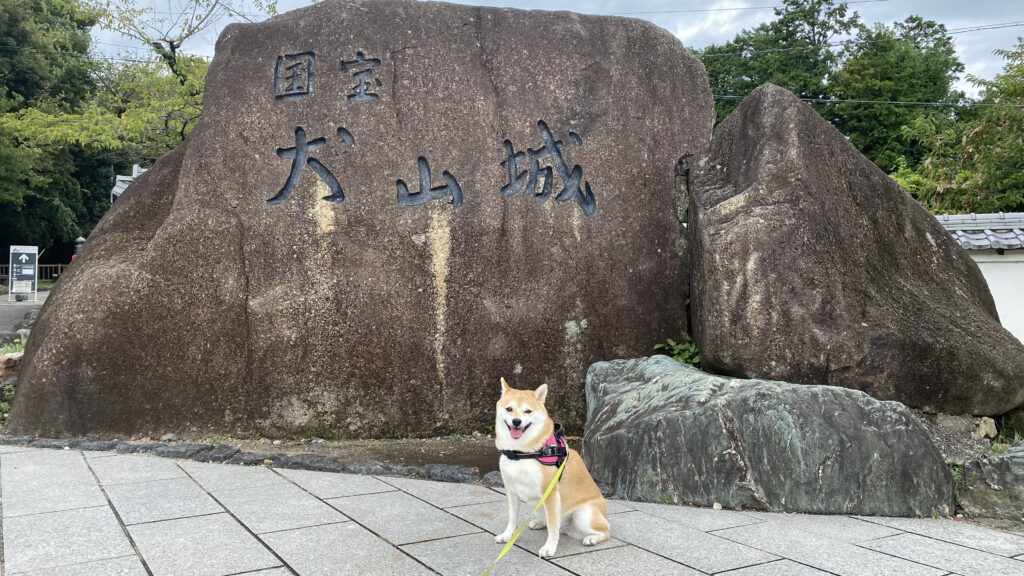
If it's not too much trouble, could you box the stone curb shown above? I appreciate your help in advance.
[0,435,489,485]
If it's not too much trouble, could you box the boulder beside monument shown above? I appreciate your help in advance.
[689,84,1024,416]
[6,0,712,438]
[583,355,954,516]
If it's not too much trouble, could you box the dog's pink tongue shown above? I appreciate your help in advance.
[510,428,523,439]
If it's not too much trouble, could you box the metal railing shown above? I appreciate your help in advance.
[0,264,68,283]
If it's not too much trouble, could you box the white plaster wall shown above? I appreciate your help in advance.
[970,250,1024,346]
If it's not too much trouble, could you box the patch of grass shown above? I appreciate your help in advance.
[654,334,701,368]
[1,334,28,354]
[949,463,964,494]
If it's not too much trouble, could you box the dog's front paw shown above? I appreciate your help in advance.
[538,543,557,559]
[494,531,513,544]
[528,520,546,530]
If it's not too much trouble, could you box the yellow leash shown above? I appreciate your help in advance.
[481,457,568,576]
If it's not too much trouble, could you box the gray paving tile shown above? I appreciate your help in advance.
[82,451,119,459]
[553,544,705,575]
[275,468,396,498]
[861,533,1024,576]
[728,513,902,543]
[214,481,348,534]
[856,515,1024,557]
[717,559,834,575]
[605,499,637,514]
[612,511,777,573]
[327,491,480,545]
[630,501,766,532]
[716,521,946,576]
[261,522,433,576]
[128,513,280,576]
[11,555,147,576]
[379,475,506,508]
[180,460,288,492]
[105,477,223,525]
[446,500,626,558]
[3,506,135,574]
[240,569,293,576]
[403,532,572,575]
[1,449,106,517]
[0,445,39,454]
[89,454,185,486]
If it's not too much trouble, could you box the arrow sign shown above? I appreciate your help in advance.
[9,245,38,297]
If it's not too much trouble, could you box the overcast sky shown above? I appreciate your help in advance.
[93,0,1024,98]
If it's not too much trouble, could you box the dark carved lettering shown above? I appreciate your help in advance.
[501,120,596,216]
[397,157,463,208]
[340,51,382,102]
[274,52,315,100]
[268,126,354,205]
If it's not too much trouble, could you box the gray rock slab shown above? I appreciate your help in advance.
[89,454,185,486]
[326,491,480,545]
[716,521,946,576]
[730,513,903,544]
[861,533,1024,576]
[1,449,106,517]
[11,555,147,576]
[104,477,223,525]
[261,522,433,576]
[179,460,288,492]
[3,506,135,574]
[213,481,348,534]
[553,544,706,576]
[716,559,834,576]
[379,476,505,508]
[445,500,627,558]
[275,468,396,498]
[611,510,776,573]
[127,513,280,576]
[855,515,1024,556]
[402,532,572,575]
[629,501,766,532]
[0,445,38,454]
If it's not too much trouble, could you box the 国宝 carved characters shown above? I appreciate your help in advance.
[7,0,713,438]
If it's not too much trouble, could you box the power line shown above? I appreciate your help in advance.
[614,0,890,16]
[702,20,1024,58]
[713,95,1023,107]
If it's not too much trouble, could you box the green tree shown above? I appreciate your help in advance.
[700,0,860,122]
[0,0,101,252]
[829,16,965,172]
[901,38,1024,213]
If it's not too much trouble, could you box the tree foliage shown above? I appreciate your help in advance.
[829,17,965,172]
[900,39,1024,213]
[700,0,860,122]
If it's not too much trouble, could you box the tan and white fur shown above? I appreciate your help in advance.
[494,378,610,558]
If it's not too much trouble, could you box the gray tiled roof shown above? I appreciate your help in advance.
[935,212,1024,251]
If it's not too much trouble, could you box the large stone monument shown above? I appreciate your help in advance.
[7,1,712,438]
[689,84,1024,416]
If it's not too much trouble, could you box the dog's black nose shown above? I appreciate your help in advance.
[512,418,522,428]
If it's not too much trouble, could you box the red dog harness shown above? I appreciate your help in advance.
[501,423,569,472]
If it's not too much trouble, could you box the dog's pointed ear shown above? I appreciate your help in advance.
[534,384,548,403]
[500,377,511,395]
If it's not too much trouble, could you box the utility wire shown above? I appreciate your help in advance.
[702,20,1024,58]
[614,0,890,16]
[713,95,1024,107]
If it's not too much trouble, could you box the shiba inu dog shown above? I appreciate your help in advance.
[494,377,610,558]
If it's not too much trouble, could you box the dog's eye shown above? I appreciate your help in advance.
[524,409,532,414]
[505,407,513,412]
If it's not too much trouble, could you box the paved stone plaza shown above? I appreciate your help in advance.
[1,445,1023,576]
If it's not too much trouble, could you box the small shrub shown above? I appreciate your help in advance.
[654,335,701,368]
[949,463,963,493]
[1,334,28,354]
